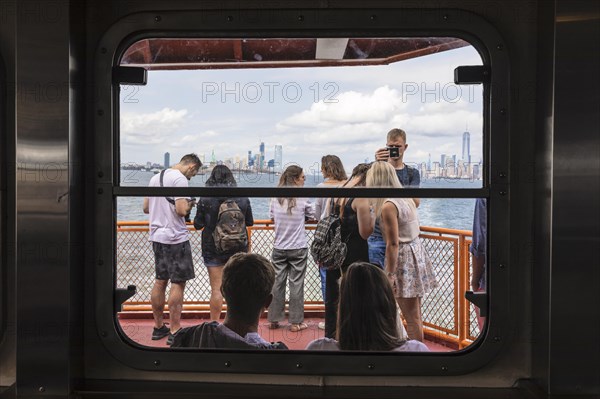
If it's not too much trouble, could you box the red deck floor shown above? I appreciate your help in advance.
[119,317,453,352]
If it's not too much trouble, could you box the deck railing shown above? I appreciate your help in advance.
[116,220,479,348]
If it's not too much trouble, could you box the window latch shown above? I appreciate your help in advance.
[465,290,488,317]
[454,65,490,85]
[113,66,147,85]
[115,285,137,313]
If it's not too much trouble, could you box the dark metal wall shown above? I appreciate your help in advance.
[0,0,598,397]
[0,0,16,390]
[548,0,600,395]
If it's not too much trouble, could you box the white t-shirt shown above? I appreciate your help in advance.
[305,337,429,352]
[148,169,190,244]
[269,197,315,250]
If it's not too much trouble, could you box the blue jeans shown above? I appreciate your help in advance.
[367,235,386,269]
[319,267,327,301]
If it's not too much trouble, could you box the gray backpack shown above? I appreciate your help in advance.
[310,199,347,270]
[213,200,247,254]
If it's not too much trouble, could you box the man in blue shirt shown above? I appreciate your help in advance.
[469,198,487,330]
[370,128,421,268]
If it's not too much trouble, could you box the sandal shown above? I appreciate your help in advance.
[290,323,308,332]
[268,321,280,329]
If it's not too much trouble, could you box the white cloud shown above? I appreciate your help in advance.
[121,108,188,145]
[277,86,408,131]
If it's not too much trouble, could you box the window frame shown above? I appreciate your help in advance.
[93,8,509,375]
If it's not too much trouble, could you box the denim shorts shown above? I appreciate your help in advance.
[367,235,386,269]
[153,241,195,283]
[202,253,232,267]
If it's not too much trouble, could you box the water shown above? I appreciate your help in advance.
[117,170,479,230]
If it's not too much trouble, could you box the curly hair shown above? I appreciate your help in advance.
[205,164,237,187]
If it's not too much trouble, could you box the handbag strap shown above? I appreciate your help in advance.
[160,169,176,205]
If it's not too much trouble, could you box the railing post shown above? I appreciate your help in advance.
[458,234,468,349]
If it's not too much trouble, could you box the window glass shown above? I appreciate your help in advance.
[116,37,486,352]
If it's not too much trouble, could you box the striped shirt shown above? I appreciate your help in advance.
[269,197,315,250]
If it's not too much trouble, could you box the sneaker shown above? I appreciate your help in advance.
[151,324,170,340]
[318,322,325,330]
[166,328,182,346]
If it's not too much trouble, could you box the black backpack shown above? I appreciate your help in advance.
[212,199,248,254]
[310,199,347,270]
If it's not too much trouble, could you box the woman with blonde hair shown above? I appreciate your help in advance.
[306,262,428,352]
[366,161,438,341]
[267,165,315,332]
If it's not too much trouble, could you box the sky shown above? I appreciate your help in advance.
[120,44,483,171]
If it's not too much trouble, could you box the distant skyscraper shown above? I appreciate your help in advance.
[452,154,457,167]
[247,151,252,167]
[274,145,283,172]
[441,154,447,168]
[258,141,265,171]
[427,153,431,171]
[164,152,170,168]
[462,131,471,163]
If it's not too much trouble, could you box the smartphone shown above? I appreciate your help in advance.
[387,146,400,158]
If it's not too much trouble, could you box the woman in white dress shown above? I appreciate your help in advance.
[366,161,438,341]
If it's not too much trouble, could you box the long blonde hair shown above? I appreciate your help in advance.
[366,161,402,218]
[277,165,303,214]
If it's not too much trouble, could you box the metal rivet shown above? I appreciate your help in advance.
[296,363,303,369]
[224,361,231,367]
[39,387,45,393]
[154,360,161,366]
[370,15,377,21]
[154,15,161,22]
[500,108,507,115]
[100,47,107,54]
[226,15,233,21]
[441,366,448,371]
[499,264,505,269]
[483,70,490,76]
[367,364,375,370]
[98,171,104,178]
[97,188,103,194]
[100,331,107,337]
[499,172,507,178]
[496,44,503,50]
[500,190,507,196]
[443,14,449,20]
[297,15,304,21]
[97,109,104,116]
[494,336,501,342]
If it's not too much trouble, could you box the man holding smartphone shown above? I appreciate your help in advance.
[370,128,421,268]
[143,153,202,344]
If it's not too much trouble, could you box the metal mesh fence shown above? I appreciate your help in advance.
[117,225,323,303]
[116,221,478,344]
[420,235,458,335]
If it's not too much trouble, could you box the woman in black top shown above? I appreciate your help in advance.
[324,163,374,338]
[194,165,254,321]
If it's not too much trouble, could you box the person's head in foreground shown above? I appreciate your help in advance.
[221,252,275,326]
[337,262,406,350]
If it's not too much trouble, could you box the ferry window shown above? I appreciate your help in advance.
[113,37,487,354]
